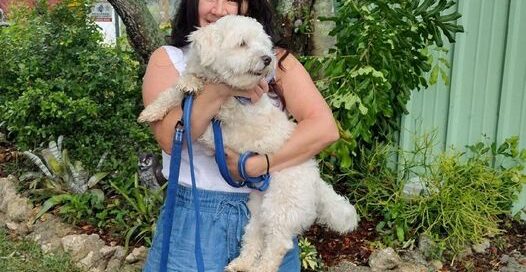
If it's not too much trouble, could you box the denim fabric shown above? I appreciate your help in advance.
[143,185,300,272]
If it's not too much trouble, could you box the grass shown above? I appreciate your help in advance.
[0,227,83,272]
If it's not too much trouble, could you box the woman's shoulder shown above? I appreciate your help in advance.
[148,46,186,71]
[274,48,304,79]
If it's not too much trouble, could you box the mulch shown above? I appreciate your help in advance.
[304,217,526,272]
[303,219,377,267]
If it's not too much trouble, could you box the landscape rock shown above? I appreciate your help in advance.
[369,247,402,271]
[0,176,32,223]
[61,233,106,263]
[472,238,491,254]
[28,214,74,253]
[105,246,126,272]
[328,260,372,272]
[125,246,148,264]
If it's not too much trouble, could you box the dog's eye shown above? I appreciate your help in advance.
[239,40,247,47]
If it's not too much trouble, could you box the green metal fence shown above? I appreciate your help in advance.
[398,0,526,214]
[400,0,526,153]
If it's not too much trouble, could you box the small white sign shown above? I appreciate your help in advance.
[91,1,118,44]
[91,1,113,22]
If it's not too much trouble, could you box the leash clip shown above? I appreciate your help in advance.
[175,120,184,142]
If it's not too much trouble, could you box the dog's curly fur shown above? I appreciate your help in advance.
[139,15,359,272]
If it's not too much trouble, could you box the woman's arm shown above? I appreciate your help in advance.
[229,52,340,178]
[142,48,232,154]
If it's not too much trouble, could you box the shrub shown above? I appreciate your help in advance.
[302,0,463,172]
[346,135,526,256]
[0,0,156,168]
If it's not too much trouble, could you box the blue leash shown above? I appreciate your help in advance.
[212,119,271,191]
[160,95,204,272]
[159,96,270,272]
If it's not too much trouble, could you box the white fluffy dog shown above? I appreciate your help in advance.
[138,15,359,272]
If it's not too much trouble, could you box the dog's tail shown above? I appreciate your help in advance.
[316,180,359,233]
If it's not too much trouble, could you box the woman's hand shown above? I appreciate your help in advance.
[224,147,269,181]
[205,78,269,103]
[242,78,269,103]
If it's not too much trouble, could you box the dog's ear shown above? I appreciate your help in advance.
[188,25,220,67]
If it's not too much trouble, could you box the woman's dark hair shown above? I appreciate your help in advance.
[170,0,289,107]
[171,0,284,49]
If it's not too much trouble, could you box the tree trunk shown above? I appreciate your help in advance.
[107,0,164,65]
[310,0,335,56]
[272,0,315,55]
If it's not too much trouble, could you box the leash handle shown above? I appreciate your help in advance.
[212,119,246,188]
[238,151,271,192]
[212,119,271,191]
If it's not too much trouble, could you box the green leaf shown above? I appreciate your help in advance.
[429,65,439,85]
[89,188,105,204]
[33,194,71,223]
[23,151,54,178]
[87,172,109,188]
[396,225,405,242]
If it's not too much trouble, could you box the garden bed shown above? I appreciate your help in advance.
[305,218,526,272]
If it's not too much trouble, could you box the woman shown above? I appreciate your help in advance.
[142,0,339,270]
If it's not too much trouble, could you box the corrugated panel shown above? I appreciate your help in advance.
[397,0,525,213]
[400,0,514,152]
[399,45,453,153]
[446,0,510,148]
[399,2,458,153]
[496,0,526,147]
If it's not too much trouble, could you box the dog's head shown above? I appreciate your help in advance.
[187,15,276,90]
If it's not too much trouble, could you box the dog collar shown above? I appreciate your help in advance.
[234,96,252,105]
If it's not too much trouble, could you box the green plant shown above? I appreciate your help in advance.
[20,136,109,222]
[22,136,109,195]
[346,135,526,257]
[107,173,163,248]
[302,0,463,172]
[0,0,156,169]
[298,237,324,272]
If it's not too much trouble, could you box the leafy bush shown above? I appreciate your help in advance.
[105,173,163,248]
[302,0,463,172]
[346,135,526,256]
[0,0,156,168]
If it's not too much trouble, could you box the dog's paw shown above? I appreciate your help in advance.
[175,75,203,95]
[224,257,252,272]
[137,106,165,123]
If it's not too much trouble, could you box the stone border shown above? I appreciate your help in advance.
[0,176,147,272]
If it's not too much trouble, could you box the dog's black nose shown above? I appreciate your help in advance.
[262,55,272,66]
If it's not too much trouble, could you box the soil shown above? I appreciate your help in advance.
[304,218,526,272]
